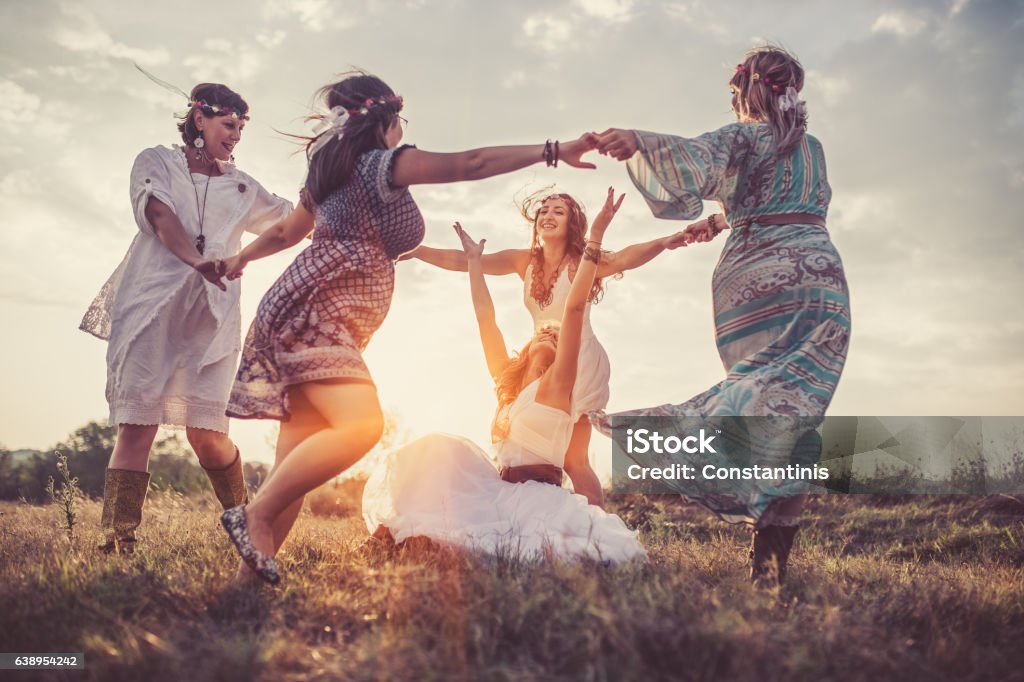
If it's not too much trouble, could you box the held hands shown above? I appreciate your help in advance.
[558,134,599,170]
[193,260,227,291]
[680,213,730,245]
[453,221,485,259]
[593,128,638,162]
[219,254,248,281]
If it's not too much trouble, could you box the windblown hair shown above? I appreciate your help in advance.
[303,72,402,207]
[520,190,610,307]
[177,83,249,147]
[729,45,807,157]
[494,340,535,416]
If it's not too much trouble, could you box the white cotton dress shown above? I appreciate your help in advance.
[362,380,646,563]
[523,263,610,422]
[79,145,292,432]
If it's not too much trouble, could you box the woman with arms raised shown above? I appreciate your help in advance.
[407,192,726,507]
[362,188,645,562]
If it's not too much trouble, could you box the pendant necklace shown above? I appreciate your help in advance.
[189,161,212,255]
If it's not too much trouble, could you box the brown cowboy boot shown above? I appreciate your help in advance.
[202,448,249,510]
[97,468,151,554]
[750,525,800,587]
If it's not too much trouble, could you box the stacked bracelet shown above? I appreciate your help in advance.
[708,214,723,235]
[583,244,601,263]
[543,140,559,167]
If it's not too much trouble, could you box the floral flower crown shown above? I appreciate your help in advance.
[307,94,404,157]
[734,63,806,115]
[345,94,404,117]
[187,99,250,121]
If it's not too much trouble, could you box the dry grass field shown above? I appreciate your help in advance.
[1,489,1022,681]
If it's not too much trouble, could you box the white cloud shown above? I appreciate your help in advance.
[871,11,927,37]
[183,39,266,84]
[574,0,635,23]
[262,0,356,33]
[806,69,850,108]
[0,80,41,125]
[255,29,287,49]
[523,13,573,51]
[502,70,527,90]
[53,4,170,65]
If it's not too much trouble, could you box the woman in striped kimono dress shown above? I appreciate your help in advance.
[592,46,851,585]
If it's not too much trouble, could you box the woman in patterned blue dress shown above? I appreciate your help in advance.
[215,73,598,584]
[593,46,851,585]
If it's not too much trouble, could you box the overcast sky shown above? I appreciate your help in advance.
[1,0,1022,473]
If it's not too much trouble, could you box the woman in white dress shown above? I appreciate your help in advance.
[80,83,292,552]
[362,188,645,563]
[407,194,727,506]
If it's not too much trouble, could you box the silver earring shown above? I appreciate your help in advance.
[194,135,205,149]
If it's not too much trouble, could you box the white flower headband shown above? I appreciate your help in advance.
[307,95,404,157]
[308,106,350,157]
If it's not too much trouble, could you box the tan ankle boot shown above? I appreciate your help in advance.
[98,468,151,554]
[203,448,249,510]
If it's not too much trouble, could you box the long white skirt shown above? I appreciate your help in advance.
[362,433,646,563]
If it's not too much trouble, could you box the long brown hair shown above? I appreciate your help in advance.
[729,45,807,158]
[303,72,402,207]
[520,191,607,307]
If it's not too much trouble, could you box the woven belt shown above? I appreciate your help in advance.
[732,212,826,229]
[499,464,563,486]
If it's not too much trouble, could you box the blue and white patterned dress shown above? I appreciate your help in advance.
[594,122,851,527]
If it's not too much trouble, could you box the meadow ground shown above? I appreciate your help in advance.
[1,490,1022,681]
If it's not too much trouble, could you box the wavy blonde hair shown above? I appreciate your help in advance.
[729,45,807,158]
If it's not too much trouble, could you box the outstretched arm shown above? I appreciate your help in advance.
[538,188,625,411]
[221,203,315,279]
[597,213,730,276]
[144,197,226,291]
[454,223,512,381]
[391,134,597,187]
[407,244,530,277]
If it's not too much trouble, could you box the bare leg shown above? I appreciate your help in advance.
[108,424,159,471]
[186,427,237,470]
[563,418,604,507]
[240,382,384,561]
[234,388,326,581]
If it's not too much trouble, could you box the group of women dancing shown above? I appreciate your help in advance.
[81,45,850,588]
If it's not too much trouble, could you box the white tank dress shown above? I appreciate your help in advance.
[522,263,611,422]
[362,380,645,563]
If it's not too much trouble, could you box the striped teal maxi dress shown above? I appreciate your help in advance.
[592,122,851,527]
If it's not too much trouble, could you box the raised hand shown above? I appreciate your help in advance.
[594,128,638,161]
[194,259,227,291]
[591,187,626,237]
[558,134,599,170]
[453,222,485,259]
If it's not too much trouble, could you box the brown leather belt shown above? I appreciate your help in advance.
[732,212,826,229]
[499,464,563,486]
